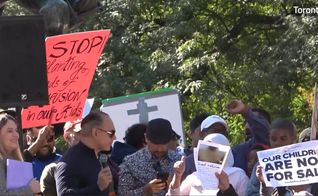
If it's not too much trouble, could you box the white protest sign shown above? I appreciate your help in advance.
[257,140,318,187]
[195,140,230,190]
[82,98,94,118]
[194,147,198,170]
[100,89,185,146]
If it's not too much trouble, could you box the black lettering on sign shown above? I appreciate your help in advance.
[264,160,293,171]
[48,36,107,58]
[274,161,284,170]
[266,171,293,181]
[297,168,318,178]
[308,149,316,155]
[36,108,58,121]
[265,162,275,172]
[297,157,318,167]
[55,101,83,121]
[262,155,281,163]
[47,56,90,91]
[49,89,87,104]
[26,102,83,122]
[23,32,110,128]
[308,157,318,165]
[284,160,292,169]
[297,170,305,178]
[48,76,60,89]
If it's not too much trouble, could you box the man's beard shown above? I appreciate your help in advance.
[35,146,55,161]
[152,151,167,160]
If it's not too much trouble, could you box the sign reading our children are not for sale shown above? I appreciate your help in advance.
[257,140,318,187]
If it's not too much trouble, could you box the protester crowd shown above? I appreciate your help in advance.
[0,99,317,196]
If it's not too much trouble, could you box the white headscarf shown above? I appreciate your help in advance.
[203,133,244,175]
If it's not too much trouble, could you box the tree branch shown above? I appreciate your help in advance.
[216,14,283,53]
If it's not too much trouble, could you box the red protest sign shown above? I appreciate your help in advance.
[21,30,111,129]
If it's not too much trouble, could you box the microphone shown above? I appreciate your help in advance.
[100,154,108,168]
[99,154,116,196]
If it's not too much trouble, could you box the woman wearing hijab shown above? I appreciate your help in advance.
[166,133,249,196]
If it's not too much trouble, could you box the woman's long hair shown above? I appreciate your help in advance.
[0,114,23,161]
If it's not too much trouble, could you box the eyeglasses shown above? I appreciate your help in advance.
[31,135,54,143]
[152,161,162,172]
[97,128,116,137]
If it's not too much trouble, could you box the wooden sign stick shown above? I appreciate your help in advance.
[311,83,317,140]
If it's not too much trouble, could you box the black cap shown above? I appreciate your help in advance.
[146,118,173,144]
[172,130,181,141]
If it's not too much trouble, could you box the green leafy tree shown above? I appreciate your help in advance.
[5,0,318,147]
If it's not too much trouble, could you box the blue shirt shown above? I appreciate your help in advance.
[110,141,137,166]
[232,110,270,173]
[247,161,260,196]
[33,153,62,180]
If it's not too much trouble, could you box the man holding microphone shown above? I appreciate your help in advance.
[55,111,117,196]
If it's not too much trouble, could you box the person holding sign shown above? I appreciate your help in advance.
[247,144,270,178]
[181,100,270,180]
[254,121,318,196]
[167,133,249,196]
[248,119,297,196]
[0,114,41,196]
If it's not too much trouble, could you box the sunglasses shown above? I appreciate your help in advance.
[97,128,116,137]
[31,135,54,143]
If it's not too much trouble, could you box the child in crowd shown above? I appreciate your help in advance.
[247,119,296,196]
[256,119,315,195]
[247,144,269,178]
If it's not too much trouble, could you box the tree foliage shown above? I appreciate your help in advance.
[4,0,318,146]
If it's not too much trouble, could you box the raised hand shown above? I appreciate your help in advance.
[226,100,248,115]
[174,156,185,178]
[256,165,265,184]
[215,171,230,191]
[37,125,54,145]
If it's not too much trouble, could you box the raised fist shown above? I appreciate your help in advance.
[226,100,247,115]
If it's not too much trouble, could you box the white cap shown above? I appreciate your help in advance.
[200,115,228,132]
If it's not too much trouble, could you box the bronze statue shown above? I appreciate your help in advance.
[0,0,104,36]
